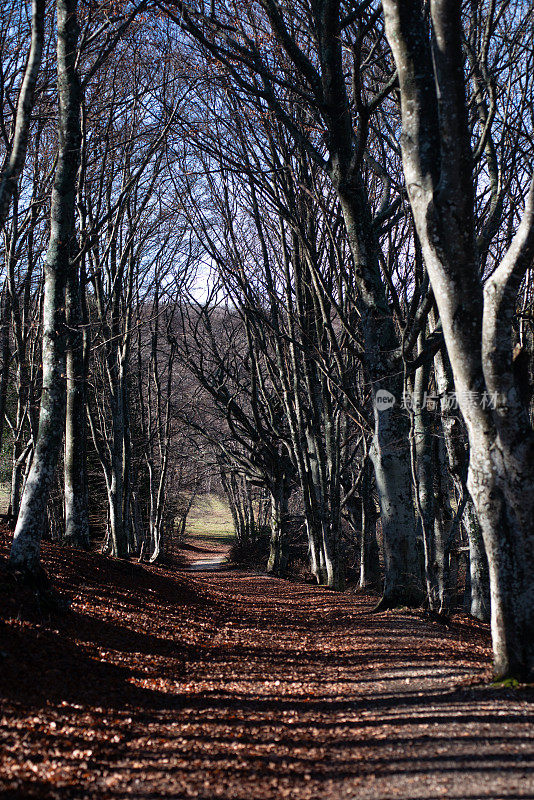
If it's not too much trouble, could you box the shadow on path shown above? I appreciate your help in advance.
[1,536,533,800]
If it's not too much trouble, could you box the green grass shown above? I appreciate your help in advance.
[184,493,235,540]
[0,479,235,543]
[0,481,10,515]
[491,677,521,689]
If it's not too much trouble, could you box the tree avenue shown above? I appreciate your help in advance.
[1,0,533,682]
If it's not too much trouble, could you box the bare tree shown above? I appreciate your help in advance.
[0,0,45,231]
[10,0,82,578]
[164,0,424,606]
[382,0,534,678]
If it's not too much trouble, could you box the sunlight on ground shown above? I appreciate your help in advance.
[184,493,235,540]
[0,482,9,515]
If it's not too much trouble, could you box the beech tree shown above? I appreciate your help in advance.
[9,0,149,573]
[9,0,83,579]
[164,0,424,605]
[0,0,45,231]
[382,0,534,678]
[2,0,533,689]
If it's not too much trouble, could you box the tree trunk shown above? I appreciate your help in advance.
[359,464,380,589]
[462,499,490,621]
[0,0,45,229]
[370,402,422,608]
[411,337,441,610]
[64,261,89,547]
[432,426,454,613]
[383,0,534,676]
[305,429,344,590]
[0,285,10,454]
[106,352,128,558]
[433,326,490,620]
[337,182,422,607]
[9,441,30,521]
[9,358,32,522]
[108,446,126,558]
[9,0,81,577]
[267,474,289,576]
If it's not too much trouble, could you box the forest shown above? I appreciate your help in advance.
[0,0,533,798]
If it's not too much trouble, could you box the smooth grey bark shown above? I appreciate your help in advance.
[267,472,290,577]
[318,18,421,601]
[9,0,82,576]
[4,175,41,523]
[64,263,89,547]
[432,321,490,621]
[108,371,127,558]
[305,424,344,590]
[0,284,10,456]
[8,364,33,522]
[106,234,130,559]
[88,318,130,559]
[288,389,344,590]
[9,441,32,521]
[358,463,380,589]
[220,465,257,545]
[87,218,139,559]
[147,441,170,563]
[411,335,442,611]
[88,247,131,559]
[0,0,45,230]
[174,1,422,605]
[144,294,175,563]
[463,499,490,621]
[482,186,534,541]
[267,228,345,590]
[370,400,422,607]
[432,424,454,613]
[6,211,34,522]
[86,390,127,559]
[382,0,534,677]
[337,185,422,607]
[122,383,133,554]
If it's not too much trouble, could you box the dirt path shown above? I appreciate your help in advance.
[180,535,232,571]
[1,539,533,799]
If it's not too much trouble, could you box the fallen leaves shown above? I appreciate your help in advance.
[0,533,533,799]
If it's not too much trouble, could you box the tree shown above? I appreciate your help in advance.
[382,0,534,678]
[8,0,150,572]
[0,0,45,231]
[10,0,83,578]
[164,0,424,605]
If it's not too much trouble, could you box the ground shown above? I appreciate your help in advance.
[0,528,533,799]
[184,494,236,540]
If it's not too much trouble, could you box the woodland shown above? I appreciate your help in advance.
[0,0,534,797]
